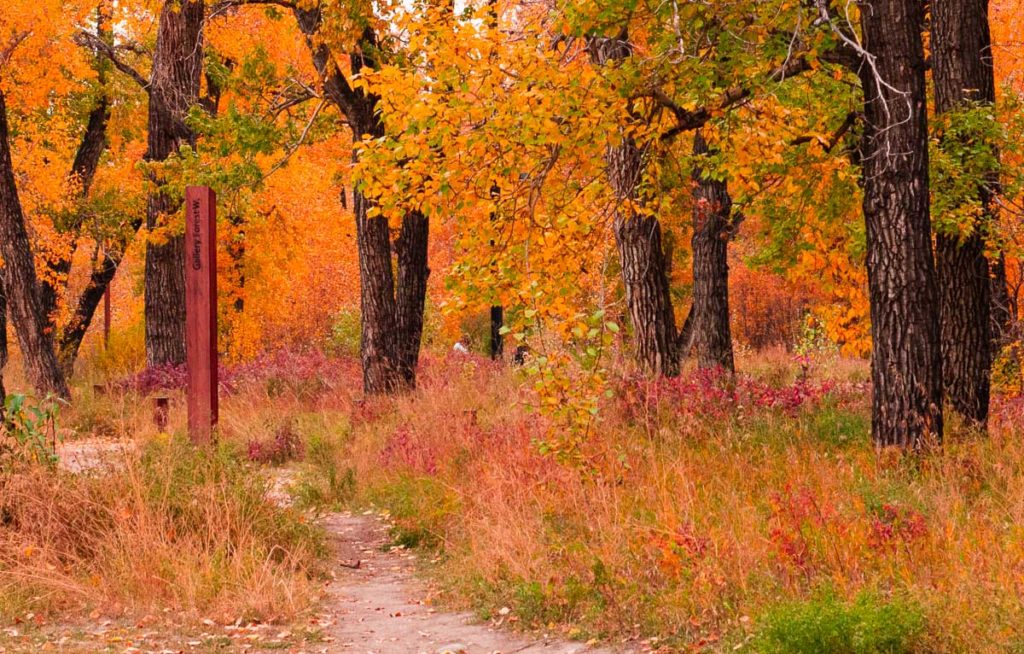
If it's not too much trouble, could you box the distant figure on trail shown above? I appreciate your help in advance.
[452,336,470,355]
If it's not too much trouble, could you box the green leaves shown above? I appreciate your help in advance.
[1,393,62,469]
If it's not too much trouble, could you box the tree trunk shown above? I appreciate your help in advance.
[590,34,680,377]
[58,250,119,370]
[0,90,70,399]
[932,0,998,427]
[690,132,735,373]
[1,286,7,404]
[352,178,403,392]
[395,210,430,384]
[609,139,680,377]
[39,94,110,328]
[293,5,429,394]
[39,2,112,329]
[858,0,943,448]
[144,0,205,367]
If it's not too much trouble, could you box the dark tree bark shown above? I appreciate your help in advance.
[1,287,7,404]
[39,2,112,331]
[0,90,71,399]
[38,93,110,327]
[395,210,430,384]
[932,0,999,427]
[589,34,680,377]
[293,5,429,393]
[608,138,680,376]
[690,132,735,373]
[58,250,120,369]
[490,305,504,360]
[143,0,205,367]
[858,0,943,447]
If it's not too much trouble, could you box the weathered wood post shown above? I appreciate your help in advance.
[185,186,218,444]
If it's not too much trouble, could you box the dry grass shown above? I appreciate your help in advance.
[7,349,1024,652]
[0,436,324,623]
[267,352,1024,652]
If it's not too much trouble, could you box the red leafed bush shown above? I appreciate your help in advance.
[616,367,838,423]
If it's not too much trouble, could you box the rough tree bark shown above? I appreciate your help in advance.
[395,210,430,384]
[609,136,680,377]
[933,0,999,426]
[0,90,71,399]
[589,34,680,377]
[293,6,430,393]
[858,0,943,447]
[144,0,205,367]
[0,287,7,404]
[690,132,736,373]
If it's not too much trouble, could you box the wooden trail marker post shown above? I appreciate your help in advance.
[185,186,218,444]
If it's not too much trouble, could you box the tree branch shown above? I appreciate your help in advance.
[74,30,150,92]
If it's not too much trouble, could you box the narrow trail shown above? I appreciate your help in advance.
[318,512,625,654]
[54,443,631,653]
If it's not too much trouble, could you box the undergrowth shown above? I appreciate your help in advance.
[0,436,324,622]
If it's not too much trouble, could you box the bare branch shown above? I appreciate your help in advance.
[74,30,150,92]
[0,30,32,70]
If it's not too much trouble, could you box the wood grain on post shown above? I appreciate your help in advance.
[184,186,218,444]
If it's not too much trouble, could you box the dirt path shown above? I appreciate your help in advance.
[51,442,632,653]
[320,512,627,654]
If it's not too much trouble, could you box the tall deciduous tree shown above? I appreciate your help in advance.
[0,89,71,399]
[855,0,943,447]
[39,2,112,336]
[588,34,680,377]
[289,4,430,393]
[690,131,737,373]
[932,0,998,426]
[144,0,205,367]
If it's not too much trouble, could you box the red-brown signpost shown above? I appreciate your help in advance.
[185,186,218,444]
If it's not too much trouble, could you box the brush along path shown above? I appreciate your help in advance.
[52,443,629,652]
[320,511,628,654]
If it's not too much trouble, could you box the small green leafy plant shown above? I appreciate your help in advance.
[1,394,62,468]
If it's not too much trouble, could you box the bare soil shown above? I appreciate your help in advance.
[319,511,627,654]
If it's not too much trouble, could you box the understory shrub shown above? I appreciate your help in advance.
[753,592,925,654]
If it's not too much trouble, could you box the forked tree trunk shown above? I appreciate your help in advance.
[589,34,680,377]
[144,0,204,367]
[859,0,943,448]
[690,132,735,373]
[933,0,998,426]
[0,90,70,399]
[294,5,429,394]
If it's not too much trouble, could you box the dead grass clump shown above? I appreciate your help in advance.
[0,437,324,623]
